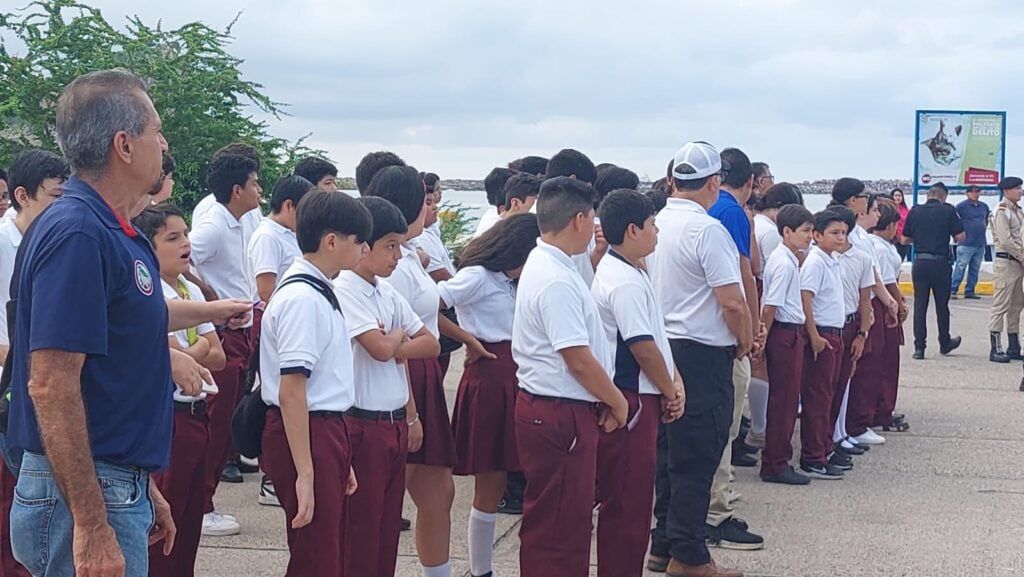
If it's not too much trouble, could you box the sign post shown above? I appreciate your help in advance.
[913,110,1007,205]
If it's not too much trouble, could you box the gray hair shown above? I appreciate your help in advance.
[55,69,151,176]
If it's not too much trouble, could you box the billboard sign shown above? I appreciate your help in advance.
[915,110,1006,190]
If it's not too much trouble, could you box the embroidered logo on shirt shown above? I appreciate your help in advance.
[135,260,154,296]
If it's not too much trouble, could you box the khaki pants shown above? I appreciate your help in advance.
[988,258,1024,334]
[706,357,750,527]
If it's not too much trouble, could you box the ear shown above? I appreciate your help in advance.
[13,186,29,208]
[111,130,132,164]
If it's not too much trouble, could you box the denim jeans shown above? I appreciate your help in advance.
[0,433,24,478]
[951,245,985,295]
[10,452,154,577]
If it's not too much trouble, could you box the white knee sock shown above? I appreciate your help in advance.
[747,377,769,436]
[468,508,496,576]
[422,561,451,577]
[833,379,851,443]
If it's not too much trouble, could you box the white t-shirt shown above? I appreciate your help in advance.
[473,207,502,238]
[870,235,902,285]
[648,198,742,347]
[800,245,846,329]
[248,217,301,284]
[849,224,881,275]
[190,201,256,326]
[437,265,516,343]
[413,228,456,276]
[754,213,782,279]
[0,218,23,347]
[334,271,423,411]
[383,242,440,338]
[161,277,216,402]
[592,251,674,396]
[837,245,875,316]
[260,258,355,412]
[513,239,612,402]
[761,246,805,324]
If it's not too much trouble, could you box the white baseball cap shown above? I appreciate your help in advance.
[671,141,730,181]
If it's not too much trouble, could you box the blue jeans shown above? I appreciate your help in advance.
[10,452,154,577]
[951,245,985,295]
[0,433,24,478]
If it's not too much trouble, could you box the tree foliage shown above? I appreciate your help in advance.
[0,0,324,212]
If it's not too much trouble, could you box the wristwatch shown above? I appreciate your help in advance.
[856,330,868,338]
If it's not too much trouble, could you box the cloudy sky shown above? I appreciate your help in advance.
[20,1,1024,181]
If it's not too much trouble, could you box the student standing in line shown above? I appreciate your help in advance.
[438,214,540,577]
[336,196,441,577]
[292,156,340,192]
[544,149,606,286]
[501,173,542,219]
[355,151,407,195]
[259,190,372,577]
[474,167,518,238]
[508,155,549,176]
[868,202,909,431]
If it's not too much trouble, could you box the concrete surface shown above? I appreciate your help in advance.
[195,296,1024,577]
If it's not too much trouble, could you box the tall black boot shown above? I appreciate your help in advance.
[991,332,1011,363]
[1008,333,1023,360]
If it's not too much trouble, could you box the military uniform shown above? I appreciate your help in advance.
[989,179,1024,362]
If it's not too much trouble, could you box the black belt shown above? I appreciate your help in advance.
[914,252,948,261]
[996,252,1019,261]
[345,407,407,422]
[174,399,206,416]
[817,326,843,337]
[308,410,346,419]
[520,391,601,408]
[844,313,858,325]
[773,322,803,332]
[673,338,738,356]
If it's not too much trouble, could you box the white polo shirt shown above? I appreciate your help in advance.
[413,228,455,276]
[837,245,875,316]
[592,251,673,396]
[473,207,502,238]
[761,245,805,324]
[870,235,902,285]
[334,271,423,411]
[849,224,881,274]
[248,217,301,282]
[383,243,440,338]
[754,213,782,278]
[0,218,23,347]
[648,198,742,347]
[800,245,845,329]
[437,265,516,343]
[193,193,262,237]
[260,258,355,412]
[190,201,257,326]
[161,277,216,402]
[513,239,612,401]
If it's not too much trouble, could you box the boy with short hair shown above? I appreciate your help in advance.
[759,204,814,485]
[592,189,683,577]
[260,190,373,576]
[502,173,542,217]
[293,156,339,192]
[798,210,849,480]
[513,176,628,577]
[249,175,314,304]
[475,167,518,238]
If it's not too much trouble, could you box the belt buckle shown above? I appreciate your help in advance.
[190,400,203,416]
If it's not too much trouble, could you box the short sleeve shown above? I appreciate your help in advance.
[607,282,656,345]
[719,207,751,258]
[393,292,425,336]
[949,206,965,236]
[800,256,826,296]
[417,235,449,274]
[188,217,221,267]
[249,232,284,277]
[858,251,875,289]
[538,280,590,352]
[29,234,108,355]
[273,291,329,373]
[696,225,742,288]
[335,284,380,339]
[762,259,794,309]
[437,267,485,308]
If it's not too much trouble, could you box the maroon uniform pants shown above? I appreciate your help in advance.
[263,408,351,577]
[847,299,887,437]
[515,391,600,577]
[0,457,29,577]
[343,415,408,577]
[596,391,660,577]
[874,322,904,427]
[761,324,806,477]
[800,330,843,466]
[203,326,252,512]
[149,407,209,577]
[830,317,860,427]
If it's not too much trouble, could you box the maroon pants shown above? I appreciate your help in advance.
[203,326,252,512]
[874,322,904,427]
[800,331,843,466]
[263,408,351,577]
[149,408,210,577]
[0,458,29,577]
[761,325,806,477]
[830,317,860,427]
[515,391,600,577]
[343,416,408,577]
[596,391,660,577]
[847,299,887,437]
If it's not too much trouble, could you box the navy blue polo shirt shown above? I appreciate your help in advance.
[955,199,990,247]
[8,177,173,471]
[708,190,751,258]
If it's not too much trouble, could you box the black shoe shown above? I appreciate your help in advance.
[761,466,811,485]
[740,415,751,430]
[497,492,523,515]
[706,518,764,551]
[647,555,670,573]
[730,451,757,468]
[965,294,981,300]
[913,349,925,360]
[237,460,260,474]
[940,336,962,355]
[1007,334,1023,360]
[828,452,854,471]
[800,462,844,480]
[400,517,412,531]
[835,441,865,456]
[220,461,243,484]
[734,438,759,455]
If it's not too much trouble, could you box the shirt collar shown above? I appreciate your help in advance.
[264,217,292,235]
[717,189,739,206]
[535,238,578,270]
[290,257,331,284]
[607,248,640,271]
[62,176,139,237]
[1,218,22,248]
[212,201,242,229]
[664,197,708,214]
[925,198,942,205]
[339,269,378,297]
[810,244,838,264]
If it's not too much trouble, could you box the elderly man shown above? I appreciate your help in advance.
[6,70,251,577]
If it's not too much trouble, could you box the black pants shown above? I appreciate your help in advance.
[650,423,670,557]
[663,339,734,566]
[896,243,910,262]
[912,259,953,350]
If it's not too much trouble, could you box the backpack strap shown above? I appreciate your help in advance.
[274,273,341,314]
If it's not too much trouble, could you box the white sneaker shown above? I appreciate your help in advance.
[852,430,886,445]
[202,512,240,536]
[259,475,281,507]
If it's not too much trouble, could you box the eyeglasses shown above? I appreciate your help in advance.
[717,170,730,181]
[854,193,869,199]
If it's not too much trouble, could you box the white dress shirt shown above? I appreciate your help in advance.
[383,243,440,338]
[438,265,517,343]
[761,245,806,324]
[248,217,301,282]
[754,213,782,278]
[190,201,257,326]
[800,245,846,329]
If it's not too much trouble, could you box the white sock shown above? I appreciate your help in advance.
[468,508,496,576]
[747,377,769,436]
[422,561,451,577]
[833,379,851,443]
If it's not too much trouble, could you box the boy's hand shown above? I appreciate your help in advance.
[662,384,685,423]
[850,334,865,362]
[810,334,832,359]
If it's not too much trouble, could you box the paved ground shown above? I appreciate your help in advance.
[196,296,1024,577]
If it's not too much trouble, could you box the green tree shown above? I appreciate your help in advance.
[0,0,324,212]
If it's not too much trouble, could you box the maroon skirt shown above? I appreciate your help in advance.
[451,341,520,475]
[406,356,456,467]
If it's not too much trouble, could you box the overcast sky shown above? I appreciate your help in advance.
[20,1,1024,181]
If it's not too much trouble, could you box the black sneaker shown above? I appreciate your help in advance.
[913,349,925,360]
[730,451,757,468]
[940,336,962,355]
[497,492,523,515]
[237,459,260,474]
[761,466,811,485]
[800,462,844,480]
[834,441,865,456]
[706,518,765,551]
[400,517,412,531]
[828,452,854,471]
[220,461,243,484]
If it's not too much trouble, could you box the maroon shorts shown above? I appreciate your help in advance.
[405,357,456,467]
[451,341,520,475]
